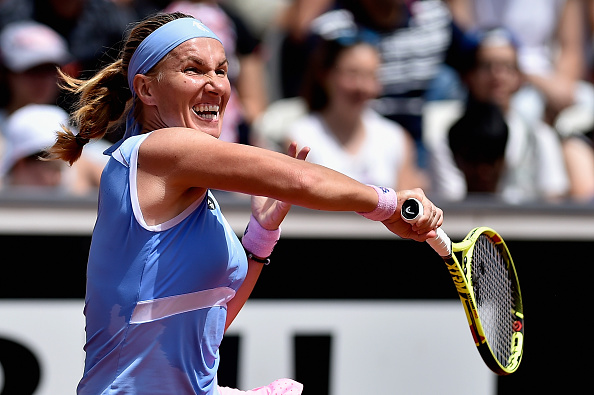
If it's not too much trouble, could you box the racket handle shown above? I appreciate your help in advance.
[401,198,452,257]
[427,228,452,257]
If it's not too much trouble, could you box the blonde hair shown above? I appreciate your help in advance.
[48,12,192,165]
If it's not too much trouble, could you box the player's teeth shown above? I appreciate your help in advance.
[197,112,218,120]
[194,104,219,113]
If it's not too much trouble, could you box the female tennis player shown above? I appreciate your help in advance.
[47,12,443,395]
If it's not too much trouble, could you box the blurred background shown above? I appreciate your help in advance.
[1,0,593,394]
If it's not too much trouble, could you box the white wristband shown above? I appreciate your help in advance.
[241,215,281,259]
[356,185,397,221]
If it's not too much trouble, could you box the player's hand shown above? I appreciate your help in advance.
[382,188,443,241]
[250,142,310,230]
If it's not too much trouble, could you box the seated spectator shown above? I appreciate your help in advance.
[0,104,106,196]
[284,34,427,191]
[0,0,136,79]
[274,0,466,168]
[425,27,569,203]
[445,0,594,138]
[0,20,72,131]
[448,100,508,199]
[0,0,137,138]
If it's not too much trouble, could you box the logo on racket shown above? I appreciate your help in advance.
[401,199,420,220]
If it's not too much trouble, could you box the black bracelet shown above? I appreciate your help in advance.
[246,252,271,265]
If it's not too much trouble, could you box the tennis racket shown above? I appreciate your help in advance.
[401,198,524,375]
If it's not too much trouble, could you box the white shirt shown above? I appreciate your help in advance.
[287,108,408,189]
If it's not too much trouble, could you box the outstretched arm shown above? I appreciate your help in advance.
[139,127,442,240]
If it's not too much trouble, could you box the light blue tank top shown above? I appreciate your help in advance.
[78,133,247,394]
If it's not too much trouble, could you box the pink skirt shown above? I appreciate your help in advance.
[218,378,303,394]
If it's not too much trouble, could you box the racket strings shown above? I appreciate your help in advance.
[471,235,516,368]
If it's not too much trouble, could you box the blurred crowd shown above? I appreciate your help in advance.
[1,0,594,205]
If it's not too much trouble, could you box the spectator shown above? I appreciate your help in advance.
[163,0,269,145]
[0,0,137,120]
[445,0,594,137]
[448,100,508,199]
[284,34,426,191]
[287,0,467,167]
[0,0,136,74]
[0,20,72,131]
[0,104,104,196]
[425,27,569,203]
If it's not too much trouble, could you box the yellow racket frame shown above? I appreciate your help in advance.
[448,226,524,375]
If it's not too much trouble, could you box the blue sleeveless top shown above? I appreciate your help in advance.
[78,133,247,394]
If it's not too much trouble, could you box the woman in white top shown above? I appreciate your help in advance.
[286,34,427,191]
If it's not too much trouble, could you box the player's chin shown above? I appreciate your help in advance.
[193,113,225,136]
[192,120,222,138]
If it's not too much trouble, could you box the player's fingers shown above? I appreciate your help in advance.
[425,202,438,228]
[296,146,310,161]
[414,200,440,234]
[407,227,438,242]
[286,141,298,158]
[433,206,444,229]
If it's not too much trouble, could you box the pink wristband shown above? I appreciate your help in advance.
[241,215,281,258]
[357,185,397,221]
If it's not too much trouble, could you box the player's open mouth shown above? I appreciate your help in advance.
[192,104,219,121]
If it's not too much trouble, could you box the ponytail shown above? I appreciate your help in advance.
[48,60,132,165]
[47,11,193,166]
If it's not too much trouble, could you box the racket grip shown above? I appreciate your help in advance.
[401,198,452,257]
[427,228,452,257]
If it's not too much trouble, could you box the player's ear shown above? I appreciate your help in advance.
[133,74,157,106]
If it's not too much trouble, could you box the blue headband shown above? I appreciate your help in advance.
[117,17,221,142]
[127,17,221,93]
